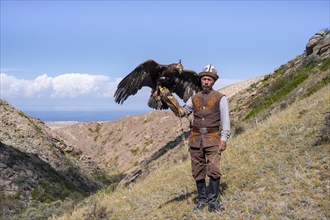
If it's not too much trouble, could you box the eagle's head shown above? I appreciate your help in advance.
[168,62,183,74]
[176,63,183,74]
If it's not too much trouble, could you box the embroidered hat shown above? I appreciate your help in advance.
[198,64,219,81]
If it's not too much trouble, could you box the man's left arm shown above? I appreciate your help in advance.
[219,96,231,152]
[160,88,187,117]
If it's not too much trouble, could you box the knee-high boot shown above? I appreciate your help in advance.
[193,179,208,212]
[208,177,220,212]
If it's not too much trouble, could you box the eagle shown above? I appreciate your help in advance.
[114,59,201,109]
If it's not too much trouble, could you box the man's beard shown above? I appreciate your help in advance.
[202,86,212,94]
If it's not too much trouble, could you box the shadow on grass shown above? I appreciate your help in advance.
[158,181,228,209]
[219,182,229,195]
[158,191,195,209]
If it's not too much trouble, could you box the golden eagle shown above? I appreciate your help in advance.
[114,59,201,109]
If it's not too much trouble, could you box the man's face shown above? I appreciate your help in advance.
[201,76,215,93]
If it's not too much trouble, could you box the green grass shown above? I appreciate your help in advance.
[244,58,330,121]
[31,179,83,203]
[245,67,310,120]
[130,148,140,156]
[18,111,29,119]
[144,138,154,147]
[88,123,102,141]
[0,191,20,201]
[320,57,330,71]
[302,75,330,98]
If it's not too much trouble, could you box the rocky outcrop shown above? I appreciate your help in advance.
[306,30,330,58]
[318,113,330,144]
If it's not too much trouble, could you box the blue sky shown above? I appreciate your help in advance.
[1,0,329,112]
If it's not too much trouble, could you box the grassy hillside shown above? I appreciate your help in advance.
[229,55,330,131]
[58,84,329,219]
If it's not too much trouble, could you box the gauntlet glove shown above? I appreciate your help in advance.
[159,87,186,117]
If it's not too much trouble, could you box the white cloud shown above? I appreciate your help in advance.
[0,73,27,97]
[0,73,121,99]
[27,74,53,97]
[0,72,243,100]
[0,72,244,112]
[51,73,109,98]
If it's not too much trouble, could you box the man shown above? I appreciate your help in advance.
[163,64,230,212]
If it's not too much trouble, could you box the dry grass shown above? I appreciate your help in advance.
[220,85,330,219]
[58,85,330,220]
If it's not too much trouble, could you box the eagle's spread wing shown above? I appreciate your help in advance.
[173,70,201,102]
[114,59,163,104]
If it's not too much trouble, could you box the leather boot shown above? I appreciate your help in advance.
[193,179,208,212]
[208,177,221,212]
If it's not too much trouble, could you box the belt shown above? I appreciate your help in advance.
[192,126,220,134]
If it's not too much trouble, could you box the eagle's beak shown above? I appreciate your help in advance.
[178,66,183,74]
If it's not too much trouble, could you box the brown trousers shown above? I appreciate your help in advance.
[189,143,221,181]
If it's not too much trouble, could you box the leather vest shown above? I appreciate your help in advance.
[192,91,224,128]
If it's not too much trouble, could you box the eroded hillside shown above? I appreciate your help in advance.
[54,111,191,186]
[0,100,109,218]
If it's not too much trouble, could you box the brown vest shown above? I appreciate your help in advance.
[192,90,224,128]
[188,90,224,148]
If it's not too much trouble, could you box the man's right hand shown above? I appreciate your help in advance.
[219,140,227,152]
